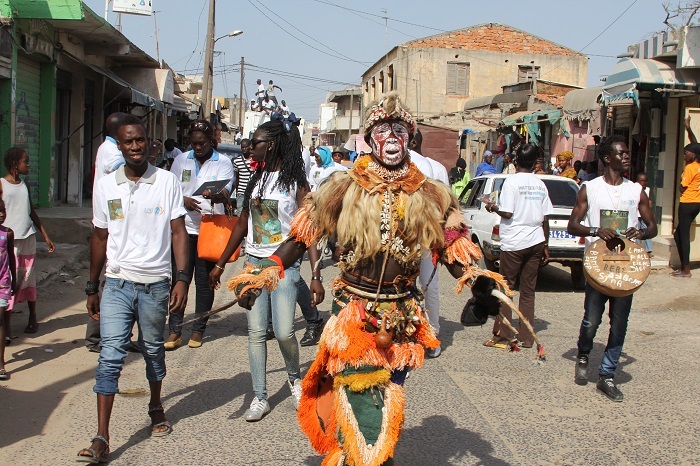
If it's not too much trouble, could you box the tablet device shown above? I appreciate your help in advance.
[192,179,230,196]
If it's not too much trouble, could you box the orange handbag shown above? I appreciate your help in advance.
[198,214,242,263]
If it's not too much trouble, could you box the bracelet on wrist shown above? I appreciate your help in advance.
[175,269,191,285]
[214,264,225,271]
[311,276,323,283]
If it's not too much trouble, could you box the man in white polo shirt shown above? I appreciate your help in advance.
[77,115,189,463]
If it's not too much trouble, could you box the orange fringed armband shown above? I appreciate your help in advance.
[288,202,321,247]
[227,262,282,297]
[444,236,482,265]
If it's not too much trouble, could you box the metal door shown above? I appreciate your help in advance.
[14,55,41,205]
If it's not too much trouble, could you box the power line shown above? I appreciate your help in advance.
[255,0,371,65]
[240,62,357,86]
[182,0,208,74]
[309,0,418,38]
[311,0,443,32]
[246,0,369,65]
[541,0,638,77]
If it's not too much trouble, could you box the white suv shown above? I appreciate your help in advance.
[457,173,585,289]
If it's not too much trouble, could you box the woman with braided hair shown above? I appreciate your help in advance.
[215,93,512,464]
[209,117,322,422]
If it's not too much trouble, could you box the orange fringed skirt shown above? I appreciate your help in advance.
[298,294,439,466]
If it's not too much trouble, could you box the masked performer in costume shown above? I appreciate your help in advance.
[222,92,509,465]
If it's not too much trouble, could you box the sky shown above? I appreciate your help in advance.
[84,0,667,120]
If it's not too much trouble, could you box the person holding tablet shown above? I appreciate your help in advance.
[165,120,234,349]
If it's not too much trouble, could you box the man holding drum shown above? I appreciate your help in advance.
[567,135,657,402]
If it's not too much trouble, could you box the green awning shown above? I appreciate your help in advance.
[2,0,83,19]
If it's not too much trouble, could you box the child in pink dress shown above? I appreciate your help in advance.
[0,199,17,380]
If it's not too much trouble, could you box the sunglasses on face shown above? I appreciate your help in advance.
[251,138,271,147]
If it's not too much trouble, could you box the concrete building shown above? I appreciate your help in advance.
[0,1,179,207]
[361,23,588,118]
[319,86,362,146]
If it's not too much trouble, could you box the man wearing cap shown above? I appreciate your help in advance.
[222,91,510,464]
[475,150,498,177]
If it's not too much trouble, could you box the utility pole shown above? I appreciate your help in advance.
[381,8,388,72]
[201,0,216,118]
[153,10,161,67]
[238,56,245,132]
[348,91,354,141]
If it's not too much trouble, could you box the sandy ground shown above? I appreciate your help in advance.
[0,246,698,465]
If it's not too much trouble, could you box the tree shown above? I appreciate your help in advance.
[663,1,700,29]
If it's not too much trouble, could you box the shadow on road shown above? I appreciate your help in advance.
[300,414,513,465]
[398,415,512,465]
[562,344,636,384]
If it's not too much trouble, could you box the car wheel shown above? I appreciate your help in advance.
[570,263,585,290]
[477,241,498,272]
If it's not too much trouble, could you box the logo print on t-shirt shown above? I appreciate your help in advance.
[250,199,283,245]
[108,199,124,221]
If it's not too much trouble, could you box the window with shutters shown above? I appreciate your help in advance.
[518,65,541,83]
[446,62,469,95]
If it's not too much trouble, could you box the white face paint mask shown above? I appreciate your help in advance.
[370,122,410,167]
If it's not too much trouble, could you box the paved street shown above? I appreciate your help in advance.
[0,248,698,465]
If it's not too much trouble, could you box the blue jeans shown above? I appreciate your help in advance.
[246,255,301,400]
[576,282,633,378]
[94,278,170,395]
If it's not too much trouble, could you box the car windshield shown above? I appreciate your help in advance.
[543,179,578,208]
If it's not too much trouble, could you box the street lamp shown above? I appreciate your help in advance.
[201,6,244,117]
[215,30,243,43]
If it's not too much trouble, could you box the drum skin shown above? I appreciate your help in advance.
[582,238,651,297]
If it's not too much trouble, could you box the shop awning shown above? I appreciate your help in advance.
[563,86,603,120]
[502,108,562,126]
[63,53,165,112]
[602,58,698,105]
[501,109,567,144]
[463,90,530,111]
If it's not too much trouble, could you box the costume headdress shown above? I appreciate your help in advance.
[363,91,415,139]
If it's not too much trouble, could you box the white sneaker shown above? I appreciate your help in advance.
[244,397,270,422]
[289,378,302,409]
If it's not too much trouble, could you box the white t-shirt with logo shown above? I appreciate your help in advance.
[582,176,641,249]
[498,172,554,251]
[170,150,234,235]
[93,164,187,282]
[245,172,299,258]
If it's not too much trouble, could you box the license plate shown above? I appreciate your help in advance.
[549,230,575,239]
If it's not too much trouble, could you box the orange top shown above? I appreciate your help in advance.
[681,161,700,203]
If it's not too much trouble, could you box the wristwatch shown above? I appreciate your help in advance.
[589,227,599,237]
[175,270,191,285]
[85,280,100,296]
[311,276,323,283]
